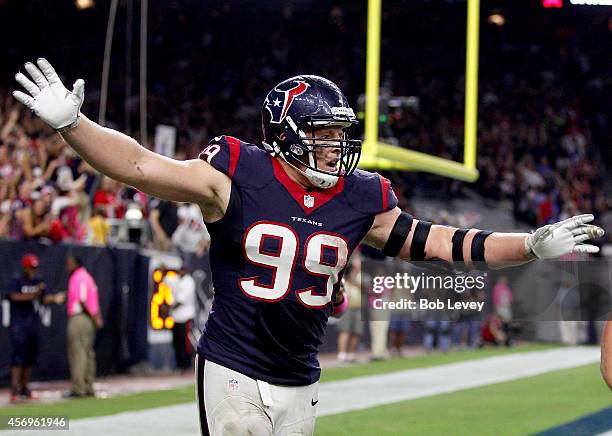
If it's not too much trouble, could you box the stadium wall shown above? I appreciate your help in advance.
[0,241,150,386]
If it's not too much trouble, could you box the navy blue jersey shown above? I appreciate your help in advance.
[5,275,44,329]
[197,136,398,385]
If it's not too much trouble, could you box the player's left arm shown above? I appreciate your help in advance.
[42,289,66,305]
[602,320,612,390]
[364,207,604,268]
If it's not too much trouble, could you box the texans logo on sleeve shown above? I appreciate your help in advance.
[264,80,310,124]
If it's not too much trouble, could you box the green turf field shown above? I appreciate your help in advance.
[319,343,556,383]
[0,344,564,420]
[0,384,196,422]
[315,363,611,436]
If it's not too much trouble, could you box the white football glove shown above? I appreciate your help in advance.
[12,58,84,131]
[525,214,604,259]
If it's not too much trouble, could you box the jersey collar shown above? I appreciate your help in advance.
[271,157,344,215]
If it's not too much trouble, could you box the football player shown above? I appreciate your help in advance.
[603,320,612,390]
[13,59,604,435]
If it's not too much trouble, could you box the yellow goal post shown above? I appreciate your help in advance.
[358,0,480,183]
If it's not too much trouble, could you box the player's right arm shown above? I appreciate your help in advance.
[8,282,43,302]
[12,59,230,222]
[60,116,228,205]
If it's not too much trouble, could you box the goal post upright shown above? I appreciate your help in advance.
[363,0,382,159]
[360,0,480,183]
[464,0,480,172]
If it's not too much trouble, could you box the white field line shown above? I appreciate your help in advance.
[0,347,601,436]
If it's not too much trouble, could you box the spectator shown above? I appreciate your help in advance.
[87,206,110,246]
[481,313,507,348]
[5,254,64,402]
[557,272,584,345]
[388,283,414,358]
[65,255,102,397]
[422,285,452,353]
[492,276,513,347]
[149,198,179,252]
[451,290,485,349]
[0,1,609,248]
[336,260,363,364]
[368,266,391,361]
[172,203,210,256]
[8,180,33,239]
[18,197,53,241]
[93,176,124,219]
[169,266,196,371]
[0,204,10,237]
[423,318,452,353]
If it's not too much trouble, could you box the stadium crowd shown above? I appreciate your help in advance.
[0,1,608,250]
[0,95,209,252]
[0,3,609,391]
[376,2,610,228]
[382,37,609,227]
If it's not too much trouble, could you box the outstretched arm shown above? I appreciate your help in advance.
[59,115,226,204]
[12,58,230,221]
[365,207,604,268]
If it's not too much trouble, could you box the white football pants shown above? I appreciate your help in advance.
[196,356,319,436]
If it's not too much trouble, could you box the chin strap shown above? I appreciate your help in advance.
[277,151,339,189]
[304,167,338,189]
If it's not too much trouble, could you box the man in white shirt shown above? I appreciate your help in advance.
[172,203,211,256]
[169,266,196,370]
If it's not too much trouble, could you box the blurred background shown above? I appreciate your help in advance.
[0,0,610,434]
[1,0,610,243]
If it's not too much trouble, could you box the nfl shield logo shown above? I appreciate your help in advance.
[303,195,315,208]
[228,378,239,392]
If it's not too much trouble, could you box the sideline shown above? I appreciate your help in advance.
[0,347,601,436]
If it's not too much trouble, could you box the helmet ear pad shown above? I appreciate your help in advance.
[277,132,310,168]
[277,126,313,168]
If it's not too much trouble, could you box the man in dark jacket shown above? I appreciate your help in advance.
[5,254,64,402]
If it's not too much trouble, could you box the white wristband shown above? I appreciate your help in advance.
[57,113,82,134]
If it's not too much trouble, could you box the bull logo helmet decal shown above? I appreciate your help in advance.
[264,80,310,124]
